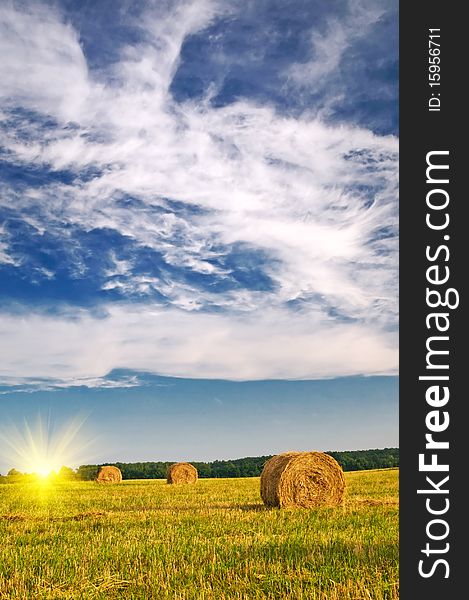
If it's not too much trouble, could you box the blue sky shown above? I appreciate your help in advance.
[0,1,398,469]
[0,373,398,473]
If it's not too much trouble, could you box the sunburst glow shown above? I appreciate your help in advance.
[0,414,92,479]
[34,463,56,479]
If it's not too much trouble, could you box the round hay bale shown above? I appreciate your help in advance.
[166,462,198,485]
[96,465,122,484]
[260,451,345,508]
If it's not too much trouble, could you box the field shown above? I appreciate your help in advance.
[0,469,398,600]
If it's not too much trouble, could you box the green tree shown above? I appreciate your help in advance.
[57,466,76,480]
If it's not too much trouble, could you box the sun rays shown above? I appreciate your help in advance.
[0,414,93,479]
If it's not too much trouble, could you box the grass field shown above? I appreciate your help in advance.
[0,469,398,599]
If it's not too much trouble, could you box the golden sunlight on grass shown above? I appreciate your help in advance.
[0,470,399,599]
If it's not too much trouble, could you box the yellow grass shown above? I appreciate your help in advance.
[0,469,398,599]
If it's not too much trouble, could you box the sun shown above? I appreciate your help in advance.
[32,462,57,479]
[37,467,52,478]
[0,414,92,479]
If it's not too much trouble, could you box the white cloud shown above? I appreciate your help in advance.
[0,2,90,122]
[0,224,19,265]
[0,0,398,382]
[0,306,397,383]
[0,373,141,394]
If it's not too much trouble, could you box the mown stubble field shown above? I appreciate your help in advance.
[0,469,398,599]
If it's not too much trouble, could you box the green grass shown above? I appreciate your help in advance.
[0,469,398,599]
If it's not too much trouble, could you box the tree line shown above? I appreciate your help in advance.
[0,448,399,482]
[74,448,399,481]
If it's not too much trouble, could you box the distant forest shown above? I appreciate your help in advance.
[75,448,399,481]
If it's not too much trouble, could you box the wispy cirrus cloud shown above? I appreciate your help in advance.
[0,0,398,385]
[285,0,385,87]
[0,372,141,394]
